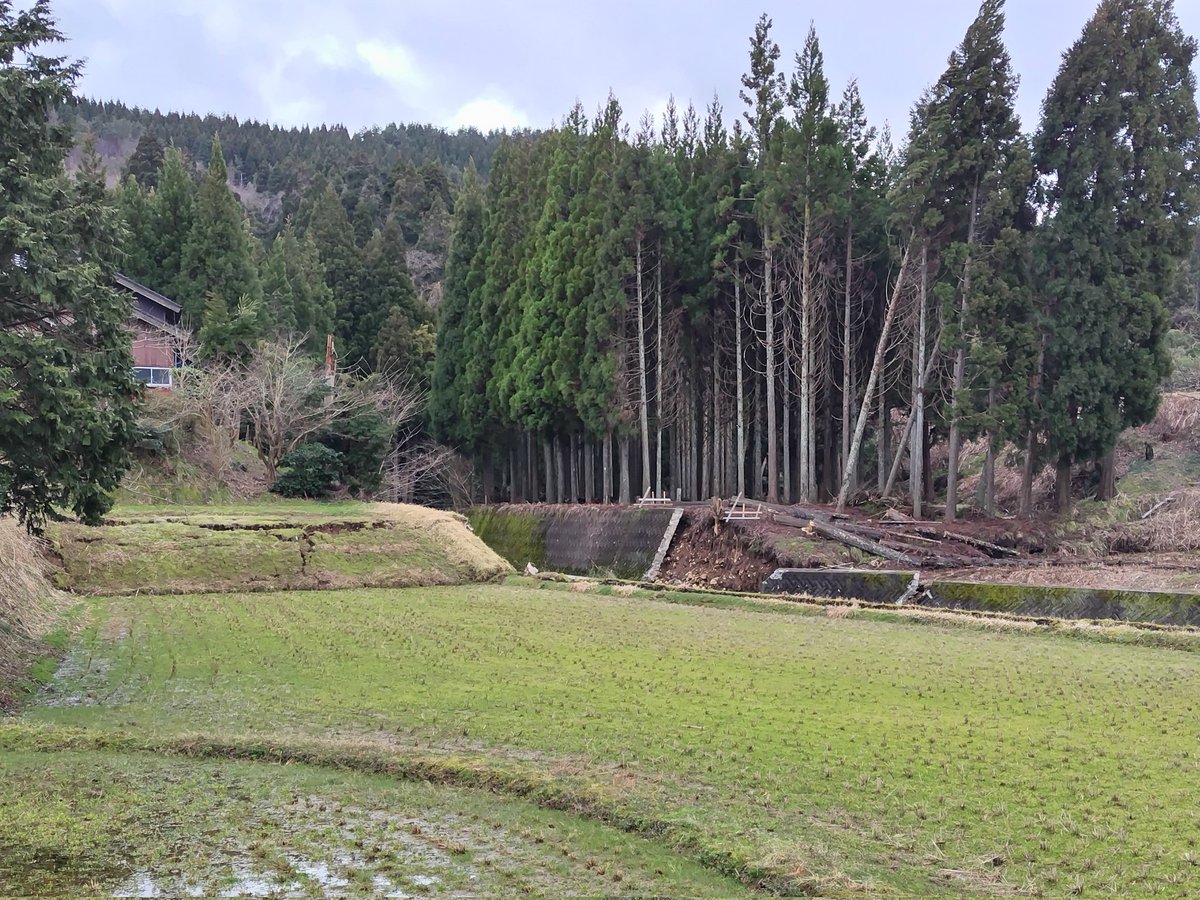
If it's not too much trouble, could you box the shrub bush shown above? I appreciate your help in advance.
[318,411,392,498]
[270,443,344,498]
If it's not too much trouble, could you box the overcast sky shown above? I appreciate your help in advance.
[53,0,1200,138]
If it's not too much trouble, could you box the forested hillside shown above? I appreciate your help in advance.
[430,0,1200,517]
[68,99,512,334]
[67,0,1200,519]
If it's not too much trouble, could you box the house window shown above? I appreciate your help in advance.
[134,367,173,388]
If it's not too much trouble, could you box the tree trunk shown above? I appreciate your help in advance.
[555,435,566,504]
[877,382,889,494]
[800,201,813,503]
[542,438,553,503]
[842,215,853,490]
[912,244,928,520]
[1056,457,1072,516]
[764,229,779,503]
[655,248,665,497]
[584,434,594,504]
[735,278,747,497]
[619,436,632,504]
[529,432,539,502]
[635,237,651,499]
[603,427,613,504]
[982,388,996,516]
[836,244,912,512]
[1098,449,1117,501]
[569,432,579,502]
[480,457,494,505]
[703,357,714,498]
[753,362,762,499]
[945,182,979,523]
[782,340,792,505]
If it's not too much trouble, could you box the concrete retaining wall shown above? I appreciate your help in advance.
[762,568,1200,627]
[923,581,1200,627]
[761,569,917,604]
[469,505,678,580]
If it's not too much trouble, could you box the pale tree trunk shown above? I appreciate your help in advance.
[753,355,762,497]
[703,353,715,497]
[542,438,554,504]
[912,244,928,520]
[584,435,594,504]
[764,228,779,503]
[842,216,853,490]
[877,380,889,494]
[480,458,494,505]
[782,334,792,505]
[509,448,518,503]
[554,435,566,504]
[800,201,813,503]
[635,237,651,498]
[602,427,613,504]
[528,433,539,502]
[735,278,747,497]
[836,244,912,512]
[568,432,579,502]
[885,335,942,498]
[945,182,980,523]
[655,250,665,497]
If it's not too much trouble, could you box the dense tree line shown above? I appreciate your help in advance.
[429,0,1200,517]
[1,0,138,530]
[115,136,434,379]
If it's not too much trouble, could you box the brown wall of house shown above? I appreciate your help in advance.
[132,330,173,368]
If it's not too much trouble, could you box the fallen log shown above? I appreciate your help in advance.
[1141,497,1177,520]
[913,527,1019,559]
[772,513,924,567]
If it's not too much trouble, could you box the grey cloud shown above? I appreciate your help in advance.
[55,0,1200,135]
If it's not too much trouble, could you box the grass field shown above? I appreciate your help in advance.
[49,501,510,595]
[9,579,1200,897]
[0,749,743,897]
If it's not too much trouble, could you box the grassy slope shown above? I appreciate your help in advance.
[50,501,510,595]
[16,581,1200,897]
[0,750,743,898]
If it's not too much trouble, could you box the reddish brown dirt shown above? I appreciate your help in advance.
[657,512,781,592]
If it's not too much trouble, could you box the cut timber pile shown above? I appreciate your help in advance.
[764,503,1022,569]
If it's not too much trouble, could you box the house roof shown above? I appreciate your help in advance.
[130,305,187,339]
[114,273,182,314]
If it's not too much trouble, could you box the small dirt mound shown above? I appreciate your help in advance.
[657,511,780,592]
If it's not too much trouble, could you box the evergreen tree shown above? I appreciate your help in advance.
[259,233,296,334]
[116,174,156,283]
[123,128,164,188]
[1035,0,1200,511]
[929,0,1031,518]
[285,226,336,346]
[354,220,422,369]
[179,134,262,324]
[429,160,485,447]
[0,4,138,530]
[307,180,364,362]
[146,145,195,299]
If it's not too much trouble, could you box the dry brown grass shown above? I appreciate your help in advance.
[370,503,511,581]
[1115,488,1200,554]
[0,517,69,709]
[0,517,64,638]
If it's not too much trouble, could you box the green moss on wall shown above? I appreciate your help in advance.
[468,508,548,570]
